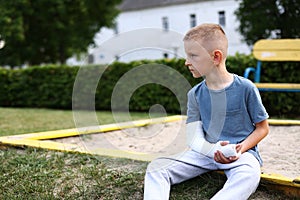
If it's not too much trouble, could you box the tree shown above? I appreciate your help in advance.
[235,0,300,46]
[0,0,121,67]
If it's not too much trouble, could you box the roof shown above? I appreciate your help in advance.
[119,0,206,11]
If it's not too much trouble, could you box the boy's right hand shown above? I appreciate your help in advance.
[214,141,241,164]
[221,144,238,157]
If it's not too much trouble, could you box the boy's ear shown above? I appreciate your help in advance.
[212,50,223,65]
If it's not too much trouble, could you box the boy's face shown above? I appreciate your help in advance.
[184,39,214,78]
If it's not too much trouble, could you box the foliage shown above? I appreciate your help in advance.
[259,61,300,118]
[2,65,78,108]
[0,0,121,67]
[0,55,299,118]
[235,0,300,45]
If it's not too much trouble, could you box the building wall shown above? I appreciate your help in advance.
[87,0,250,64]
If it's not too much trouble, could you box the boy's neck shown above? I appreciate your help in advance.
[205,69,233,91]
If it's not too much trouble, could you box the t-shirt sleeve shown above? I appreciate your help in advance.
[186,88,201,124]
[247,85,269,124]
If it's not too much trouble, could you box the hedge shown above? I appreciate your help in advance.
[0,54,299,118]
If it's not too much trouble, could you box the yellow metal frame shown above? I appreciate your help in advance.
[255,83,300,90]
[260,173,300,197]
[0,115,299,196]
[268,119,300,126]
[0,115,184,161]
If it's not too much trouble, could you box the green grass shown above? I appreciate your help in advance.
[0,107,153,136]
[0,107,294,199]
[0,147,291,200]
[0,147,147,199]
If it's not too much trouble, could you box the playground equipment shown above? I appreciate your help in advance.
[244,39,300,92]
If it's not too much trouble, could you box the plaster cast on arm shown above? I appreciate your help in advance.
[186,121,237,158]
[186,121,221,157]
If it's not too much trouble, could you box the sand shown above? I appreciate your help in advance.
[55,120,300,179]
[259,125,300,178]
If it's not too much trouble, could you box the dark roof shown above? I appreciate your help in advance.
[119,0,206,11]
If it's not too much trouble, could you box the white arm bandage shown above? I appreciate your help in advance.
[186,121,237,158]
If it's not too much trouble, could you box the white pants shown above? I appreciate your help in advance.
[144,150,261,200]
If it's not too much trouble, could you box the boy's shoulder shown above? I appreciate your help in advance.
[188,80,205,95]
[233,74,257,90]
[188,75,257,94]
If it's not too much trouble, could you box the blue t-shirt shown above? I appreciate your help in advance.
[186,74,269,165]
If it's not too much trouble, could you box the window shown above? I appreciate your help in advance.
[88,54,94,64]
[113,23,119,35]
[218,11,226,26]
[99,54,105,59]
[270,29,281,39]
[163,53,169,59]
[162,17,169,31]
[190,14,196,28]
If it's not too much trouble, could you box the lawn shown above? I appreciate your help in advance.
[0,107,292,199]
[0,107,154,136]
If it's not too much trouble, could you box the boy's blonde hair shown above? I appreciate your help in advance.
[184,23,228,58]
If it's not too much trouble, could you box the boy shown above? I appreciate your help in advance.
[144,23,269,199]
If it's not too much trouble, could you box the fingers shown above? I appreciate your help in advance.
[214,150,231,164]
[234,143,243,158]
[214,150,240,164]
[228,155,239,161]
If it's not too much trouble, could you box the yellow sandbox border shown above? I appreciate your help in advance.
[0,115,299,196]
[0,115,184,161]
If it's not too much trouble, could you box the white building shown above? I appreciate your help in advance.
[70,0,250,65]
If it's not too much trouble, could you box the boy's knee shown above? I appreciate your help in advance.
[242,164,261,187]
[146,158,175,173]
[248,168,260,184]
[240,153,261,182]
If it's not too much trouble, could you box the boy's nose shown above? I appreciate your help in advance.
[185,59,191,66]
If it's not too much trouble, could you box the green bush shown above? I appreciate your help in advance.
[258,61,300,118]
[0,54,299,118]
[1,66,78,109]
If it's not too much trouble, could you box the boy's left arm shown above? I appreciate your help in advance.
[238,119,269,154]
[215,119,269,164]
